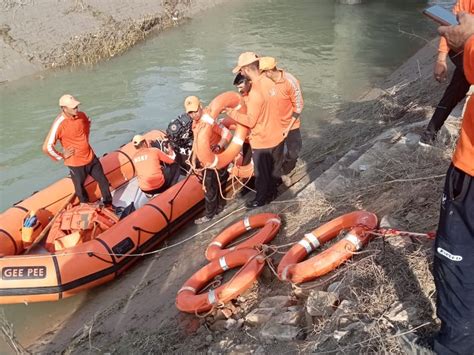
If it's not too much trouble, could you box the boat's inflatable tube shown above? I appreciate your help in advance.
[277,211,378,284]
[176,248,264,313]
[205,213,280,261]
[195,92,249,169]
[0,171,205,304]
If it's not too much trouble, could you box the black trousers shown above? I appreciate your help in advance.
[433,164,474,355]
[203,168,228,218]
[252,141,284,203]
[282,128,302,175]
[427,51,470,134]
[68,156,112,204]
[142,162,181,195]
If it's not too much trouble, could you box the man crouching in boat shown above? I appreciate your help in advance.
[43,94,113,207]
[132,135,180,196]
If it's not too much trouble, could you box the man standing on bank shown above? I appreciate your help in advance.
[421,0,474,144]
[43,94,113,207]
[432,12,474,355]
[259,56,304,176]
[226,52,285,208]
[185,96,229,224]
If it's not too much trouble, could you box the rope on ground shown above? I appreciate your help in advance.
[368,228,435,240]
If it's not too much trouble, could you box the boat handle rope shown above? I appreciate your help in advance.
[167,171,196,221]
[87,251,114,264]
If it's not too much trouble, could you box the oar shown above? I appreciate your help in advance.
[24,193,76,254]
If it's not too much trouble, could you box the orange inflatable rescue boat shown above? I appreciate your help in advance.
[0,130,208,304]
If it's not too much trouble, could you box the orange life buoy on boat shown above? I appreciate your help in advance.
[277,211,378,284]
[176,248,265,313]
[205,213,281,261]
[195,92,249,169]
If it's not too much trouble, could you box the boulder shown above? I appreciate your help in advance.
[245,308,275,326]
[272,308,303,326]
[260,323,302,341]
[305,290,338,317]
[259,295,295,309]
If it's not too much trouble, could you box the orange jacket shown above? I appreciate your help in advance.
[227,74,284,149]
[452,35,474,176]
[133,146,175,192]
[438,0,474,53]
[42,111,94,167]
[274,70,304,131]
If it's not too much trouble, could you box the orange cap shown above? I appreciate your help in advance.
[259,56,277,71]
[184,96,201,113]
[232,52,259,74]
[59,94,80,109]
[132,135,145,146]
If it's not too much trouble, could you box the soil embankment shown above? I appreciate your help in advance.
[0,0,230,83]
[20,38,466,354]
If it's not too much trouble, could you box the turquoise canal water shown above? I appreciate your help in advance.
[0,0,453,350]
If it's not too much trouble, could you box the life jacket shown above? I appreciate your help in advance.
[46,204,119,252]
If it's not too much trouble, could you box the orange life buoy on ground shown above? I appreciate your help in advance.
[277,211,378,284]
[176,248,265,313]
[205,213,281,261]
[195,92,249,169]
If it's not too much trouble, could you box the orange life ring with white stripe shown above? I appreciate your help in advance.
[176,248,265,313]
[195,92,249,169]
[277,211,378,284]
[205,213,280,261]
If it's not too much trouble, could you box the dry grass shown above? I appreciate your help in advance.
[43,15,175,68]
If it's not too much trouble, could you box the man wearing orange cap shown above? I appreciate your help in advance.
[43,95,112,206]
[432,13,474,355]
[260,56,304,176]
[185,96,229,224]
[132,135,180,195]
[226,52,285,208]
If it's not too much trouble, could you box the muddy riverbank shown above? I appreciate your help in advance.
[0,0,231,83]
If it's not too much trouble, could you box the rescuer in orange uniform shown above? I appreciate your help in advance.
[421,0,474,144]
[132,135,180,196]
[43,95,113,206]
[432,12,474,354]
[226,52,285,208]
[185,96,229,224]
[259,56,304,176]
